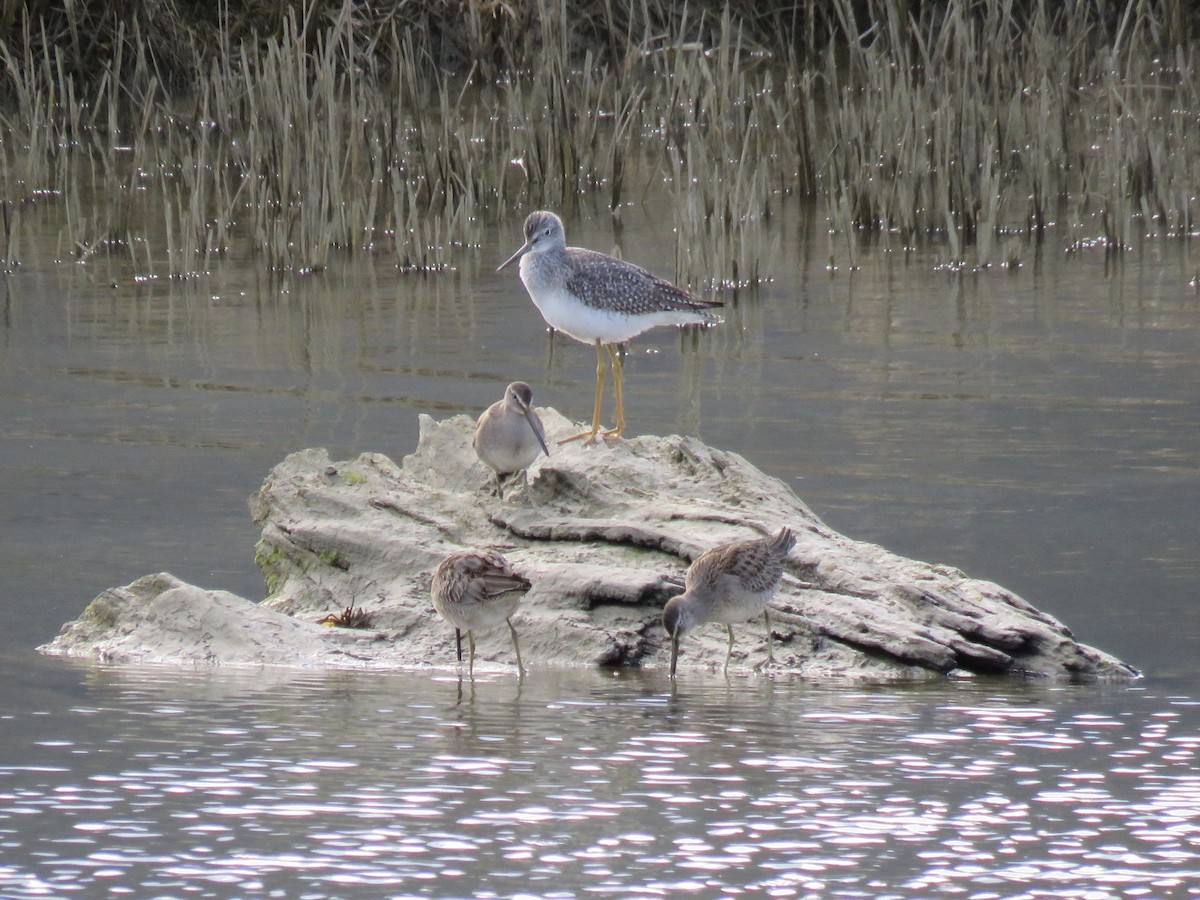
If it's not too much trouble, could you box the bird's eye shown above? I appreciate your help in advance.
[543,227,552,236]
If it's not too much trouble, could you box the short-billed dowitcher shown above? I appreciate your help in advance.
[431,550,531,676]
[662,527,795,676]
[497,211,722,445]
[473,381,549,496]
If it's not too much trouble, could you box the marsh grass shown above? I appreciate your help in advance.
[0,200,18,272]
[819,0,1200,267]
[0,0,1198,288]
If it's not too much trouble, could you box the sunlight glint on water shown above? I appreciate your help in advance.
[1,668,1198,898]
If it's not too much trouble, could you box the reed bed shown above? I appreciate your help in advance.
[0,0,1198,289]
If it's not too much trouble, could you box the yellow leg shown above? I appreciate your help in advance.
[467,631,477,678]
[724,624,735,675]
[560,339,607,444]
[601,345,626,439]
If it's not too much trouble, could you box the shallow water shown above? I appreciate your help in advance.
[2,659,1199,898]
[2,205,1200,896]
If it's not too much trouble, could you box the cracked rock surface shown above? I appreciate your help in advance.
[41,410,1138,680]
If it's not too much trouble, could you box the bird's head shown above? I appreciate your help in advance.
[497,211,565,271]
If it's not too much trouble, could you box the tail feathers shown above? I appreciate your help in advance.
[653,276,724,315]
[771,526,797,555]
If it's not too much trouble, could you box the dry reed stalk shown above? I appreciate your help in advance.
[1,0,1199,280]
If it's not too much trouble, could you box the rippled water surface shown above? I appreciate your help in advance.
[2,661,1199,898]
[3,206,1200,896]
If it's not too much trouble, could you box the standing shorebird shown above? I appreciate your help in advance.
[473,381,549,497]
[431,550,531,677]
[662,527,796,676]
[497,211,723,445]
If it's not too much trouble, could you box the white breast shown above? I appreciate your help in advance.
[519,256,689,345]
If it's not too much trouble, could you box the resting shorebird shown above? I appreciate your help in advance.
[662,527,796,676]
[473,381,549,497]
[498,211,722,444]
[431,550,531,676]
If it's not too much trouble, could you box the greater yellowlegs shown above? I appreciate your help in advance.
[431,550,531,676]
[473,381,549,497]
[662,527,795,676]
[498,211,722,444]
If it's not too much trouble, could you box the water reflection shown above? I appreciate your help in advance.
[1,663,1198,897]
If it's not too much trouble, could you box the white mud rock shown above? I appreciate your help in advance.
[39,572,390,667]
[42,410,1137,679]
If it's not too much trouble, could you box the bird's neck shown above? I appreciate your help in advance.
[520,248,566,287]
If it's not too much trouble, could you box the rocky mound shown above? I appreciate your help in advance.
[40,410,1138,680]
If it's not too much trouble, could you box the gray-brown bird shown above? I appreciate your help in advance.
[431,550,531,676]
[498,211,722,444]
[473,381,549,497]
[662,527,796,676]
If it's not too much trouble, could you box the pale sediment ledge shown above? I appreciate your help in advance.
[40,410,1138,680]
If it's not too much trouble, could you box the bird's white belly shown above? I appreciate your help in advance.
[707,588,771,625]
[530,284,659,344]
[435,594,521,633]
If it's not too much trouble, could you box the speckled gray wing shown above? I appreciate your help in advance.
[433,551,530,607]
[564,249,721,317]
[459,552,532,604]
[688,528,795,594]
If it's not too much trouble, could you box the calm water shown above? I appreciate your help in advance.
[2,205,1199,896]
